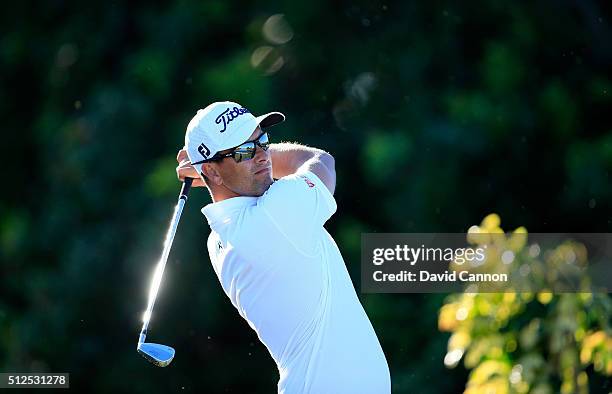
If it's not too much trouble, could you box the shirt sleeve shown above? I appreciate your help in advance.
[258,170,337,252]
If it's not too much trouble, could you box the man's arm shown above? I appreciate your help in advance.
[269,143,336,194]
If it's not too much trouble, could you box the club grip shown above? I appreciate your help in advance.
[179,177,193,200]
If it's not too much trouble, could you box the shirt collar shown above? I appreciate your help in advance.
[201,196,258,227]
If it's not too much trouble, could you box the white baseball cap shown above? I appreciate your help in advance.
[185,101,285,172]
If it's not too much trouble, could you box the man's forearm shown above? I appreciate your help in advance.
[270,142,336,193]
[270,143,327,178]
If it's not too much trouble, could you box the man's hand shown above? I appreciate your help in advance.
[176,149,207,187]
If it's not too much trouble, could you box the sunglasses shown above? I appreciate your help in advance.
[192,132,271,164]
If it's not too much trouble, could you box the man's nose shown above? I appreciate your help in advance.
[254,145,269,163]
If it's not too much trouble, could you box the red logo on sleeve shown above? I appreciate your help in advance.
[300,176,315,188]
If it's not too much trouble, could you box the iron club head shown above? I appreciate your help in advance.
[137,343,175,367]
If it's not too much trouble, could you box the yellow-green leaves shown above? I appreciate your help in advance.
[441,214,611,394]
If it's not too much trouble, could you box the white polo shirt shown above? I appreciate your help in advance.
[202,171,390,394]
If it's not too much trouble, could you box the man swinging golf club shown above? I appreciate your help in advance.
[176,101,391,393]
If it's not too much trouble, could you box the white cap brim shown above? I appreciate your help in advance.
[213,111,286,154]
[256,111,285,128]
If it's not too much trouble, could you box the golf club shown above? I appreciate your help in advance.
[137,177,193,367]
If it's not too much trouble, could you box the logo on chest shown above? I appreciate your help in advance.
[300,176,315,188]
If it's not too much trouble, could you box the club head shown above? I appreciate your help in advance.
[137,342,175,367]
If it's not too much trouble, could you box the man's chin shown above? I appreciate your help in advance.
[253,178,273,196]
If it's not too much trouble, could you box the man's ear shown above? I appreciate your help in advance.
[202,163,223,186]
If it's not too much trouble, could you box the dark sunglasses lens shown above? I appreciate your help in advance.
[258,133,270,150]
[233,143,256,163]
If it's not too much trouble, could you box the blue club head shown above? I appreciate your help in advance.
[137,343,175,367]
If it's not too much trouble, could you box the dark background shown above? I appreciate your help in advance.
[1,0,611,392]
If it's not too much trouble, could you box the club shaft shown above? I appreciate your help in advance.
[139,179,192,343]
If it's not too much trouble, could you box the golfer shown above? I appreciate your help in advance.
[176,101,391,393]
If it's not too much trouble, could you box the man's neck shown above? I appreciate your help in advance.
[209,184,241,203]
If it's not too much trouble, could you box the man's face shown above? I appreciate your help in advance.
[212,126,273,197]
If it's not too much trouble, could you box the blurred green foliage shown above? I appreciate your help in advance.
[1,0,611,393]
[440,215,612,394]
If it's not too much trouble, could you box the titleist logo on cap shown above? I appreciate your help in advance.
[216,107,250,133]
